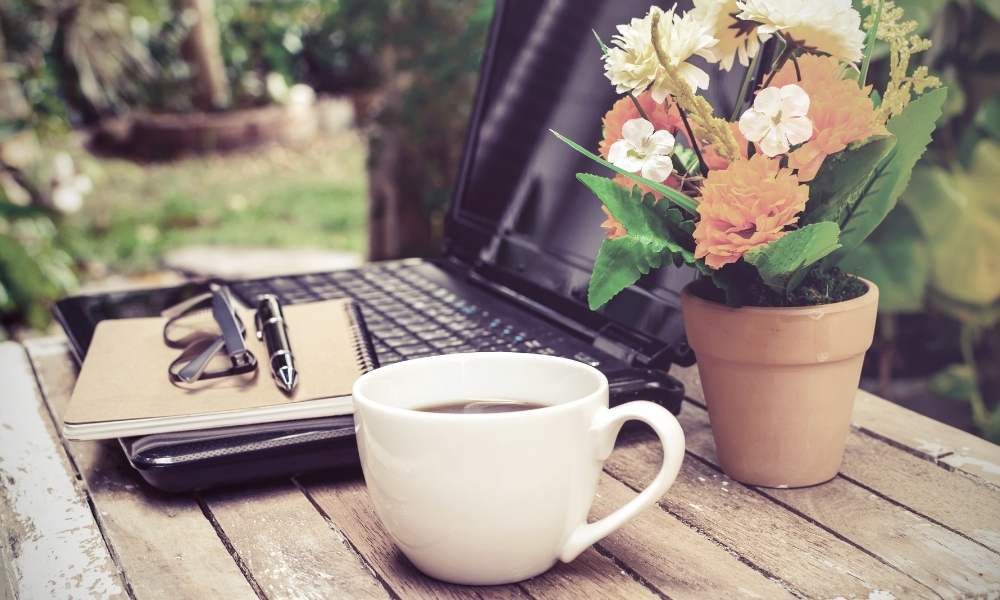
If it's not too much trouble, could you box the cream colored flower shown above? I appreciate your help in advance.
[608,118,676,183]
[691,0,761,71]
[604,6,718,100]
[736,0,865,64]
[738,84,813,157]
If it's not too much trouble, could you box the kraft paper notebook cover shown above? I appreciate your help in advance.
[64,299,374,440]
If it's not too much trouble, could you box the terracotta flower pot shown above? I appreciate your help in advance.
[680,279,879,488]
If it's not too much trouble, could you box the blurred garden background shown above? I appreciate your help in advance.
[1,0,998,440]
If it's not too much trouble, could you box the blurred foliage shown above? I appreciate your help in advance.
[0,200,78,334]
[1,0,488,117]
[364,0,494,256]
[846,0,1000,440]
[0,136,80,335]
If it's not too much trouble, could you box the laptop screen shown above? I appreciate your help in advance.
[447,0,742,354]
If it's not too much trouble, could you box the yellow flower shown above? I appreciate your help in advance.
[693,154,809,269]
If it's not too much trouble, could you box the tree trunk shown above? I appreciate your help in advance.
[365,44,435,261]
[176,0,229,111]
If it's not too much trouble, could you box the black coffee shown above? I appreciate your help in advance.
[416,399,548,414]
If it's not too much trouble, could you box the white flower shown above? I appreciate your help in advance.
[737,0,865,64]
[738,84,813,157]
[608,118,676,182]
[691,0,761,71]
[49,152,92,214]
[603,6,718,101]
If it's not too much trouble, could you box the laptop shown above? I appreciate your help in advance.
[55,0,727,491]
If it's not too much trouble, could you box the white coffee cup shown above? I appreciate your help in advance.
[351,352,685,585]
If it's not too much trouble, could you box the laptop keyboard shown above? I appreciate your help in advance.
[229,262,607,368]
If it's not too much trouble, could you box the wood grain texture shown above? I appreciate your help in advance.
[300,474,669,600]
[590,474,796,600]
[767,477,1000,598]
[676,401,1000,598]
[605,431,936,599]
[0,342,126,600]
[299,475,532,600]
[841,433,1000,552]
[200,481,390,600]
[25,340,258,600]
[854,390,1000,487]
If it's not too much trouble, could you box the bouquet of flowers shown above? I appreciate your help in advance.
[554,0,946,310]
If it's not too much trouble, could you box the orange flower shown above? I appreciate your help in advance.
[600,206,628,240]
[770,54,888,181]
[693,154,809,269]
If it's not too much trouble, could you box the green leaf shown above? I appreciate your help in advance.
[905,142,1000,310]
[929,364,979,405]
[592,29,609,55]
[822,87,948,267]
[803,136,897,226]
[551,129,699,215]
[673,146,700,176]
[588,237,664,310]
[576,174,702,309]
[838,204,928,313]
[975,0,1000,21]
[976,97,1000,140]
[744,222,842,294]
[577,174,697,256]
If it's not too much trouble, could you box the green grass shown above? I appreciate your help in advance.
[62,132,367,274]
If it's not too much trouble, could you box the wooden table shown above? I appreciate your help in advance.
[3,338,1000,600]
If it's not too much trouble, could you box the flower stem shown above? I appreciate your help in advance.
[761,39,793,89]
[628,93,650,121]
[677,106,708,177]
[858,0,884,87]
[730,49,765,121]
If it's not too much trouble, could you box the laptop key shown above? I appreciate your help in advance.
[429,338,465,349]
[386,335,419,347]
[416,329,450,341]
[394,343,433,356]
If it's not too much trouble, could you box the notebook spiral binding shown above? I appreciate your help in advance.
[345,300,380,372]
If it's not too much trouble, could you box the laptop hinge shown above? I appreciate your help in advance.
[462,268,656,366]
[593,323,650,365]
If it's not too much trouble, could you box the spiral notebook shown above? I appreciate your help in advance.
[63,299,375,440]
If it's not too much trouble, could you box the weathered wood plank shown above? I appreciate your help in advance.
[299,475,532,599]
[676,401,1000,598]
[0,342,126,600]
[518,547,659,600]
[25,339,258,600]
[672,364,1000,487]
[605,429,936,599]
[200,481,390,600]
[854,389,1000,486]
[302,474,668,599]
[768,477,1000,597]
[590,474,796,600]
[841,433,1000,553]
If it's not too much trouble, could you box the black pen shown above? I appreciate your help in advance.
[255,294,298,394]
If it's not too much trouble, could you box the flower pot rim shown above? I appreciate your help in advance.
[681,276,878,316]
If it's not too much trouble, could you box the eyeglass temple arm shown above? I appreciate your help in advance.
[176,336,228,382]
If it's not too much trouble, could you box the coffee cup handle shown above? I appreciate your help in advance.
[558,400,685,562]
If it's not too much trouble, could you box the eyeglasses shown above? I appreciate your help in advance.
[163,284,258,384]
